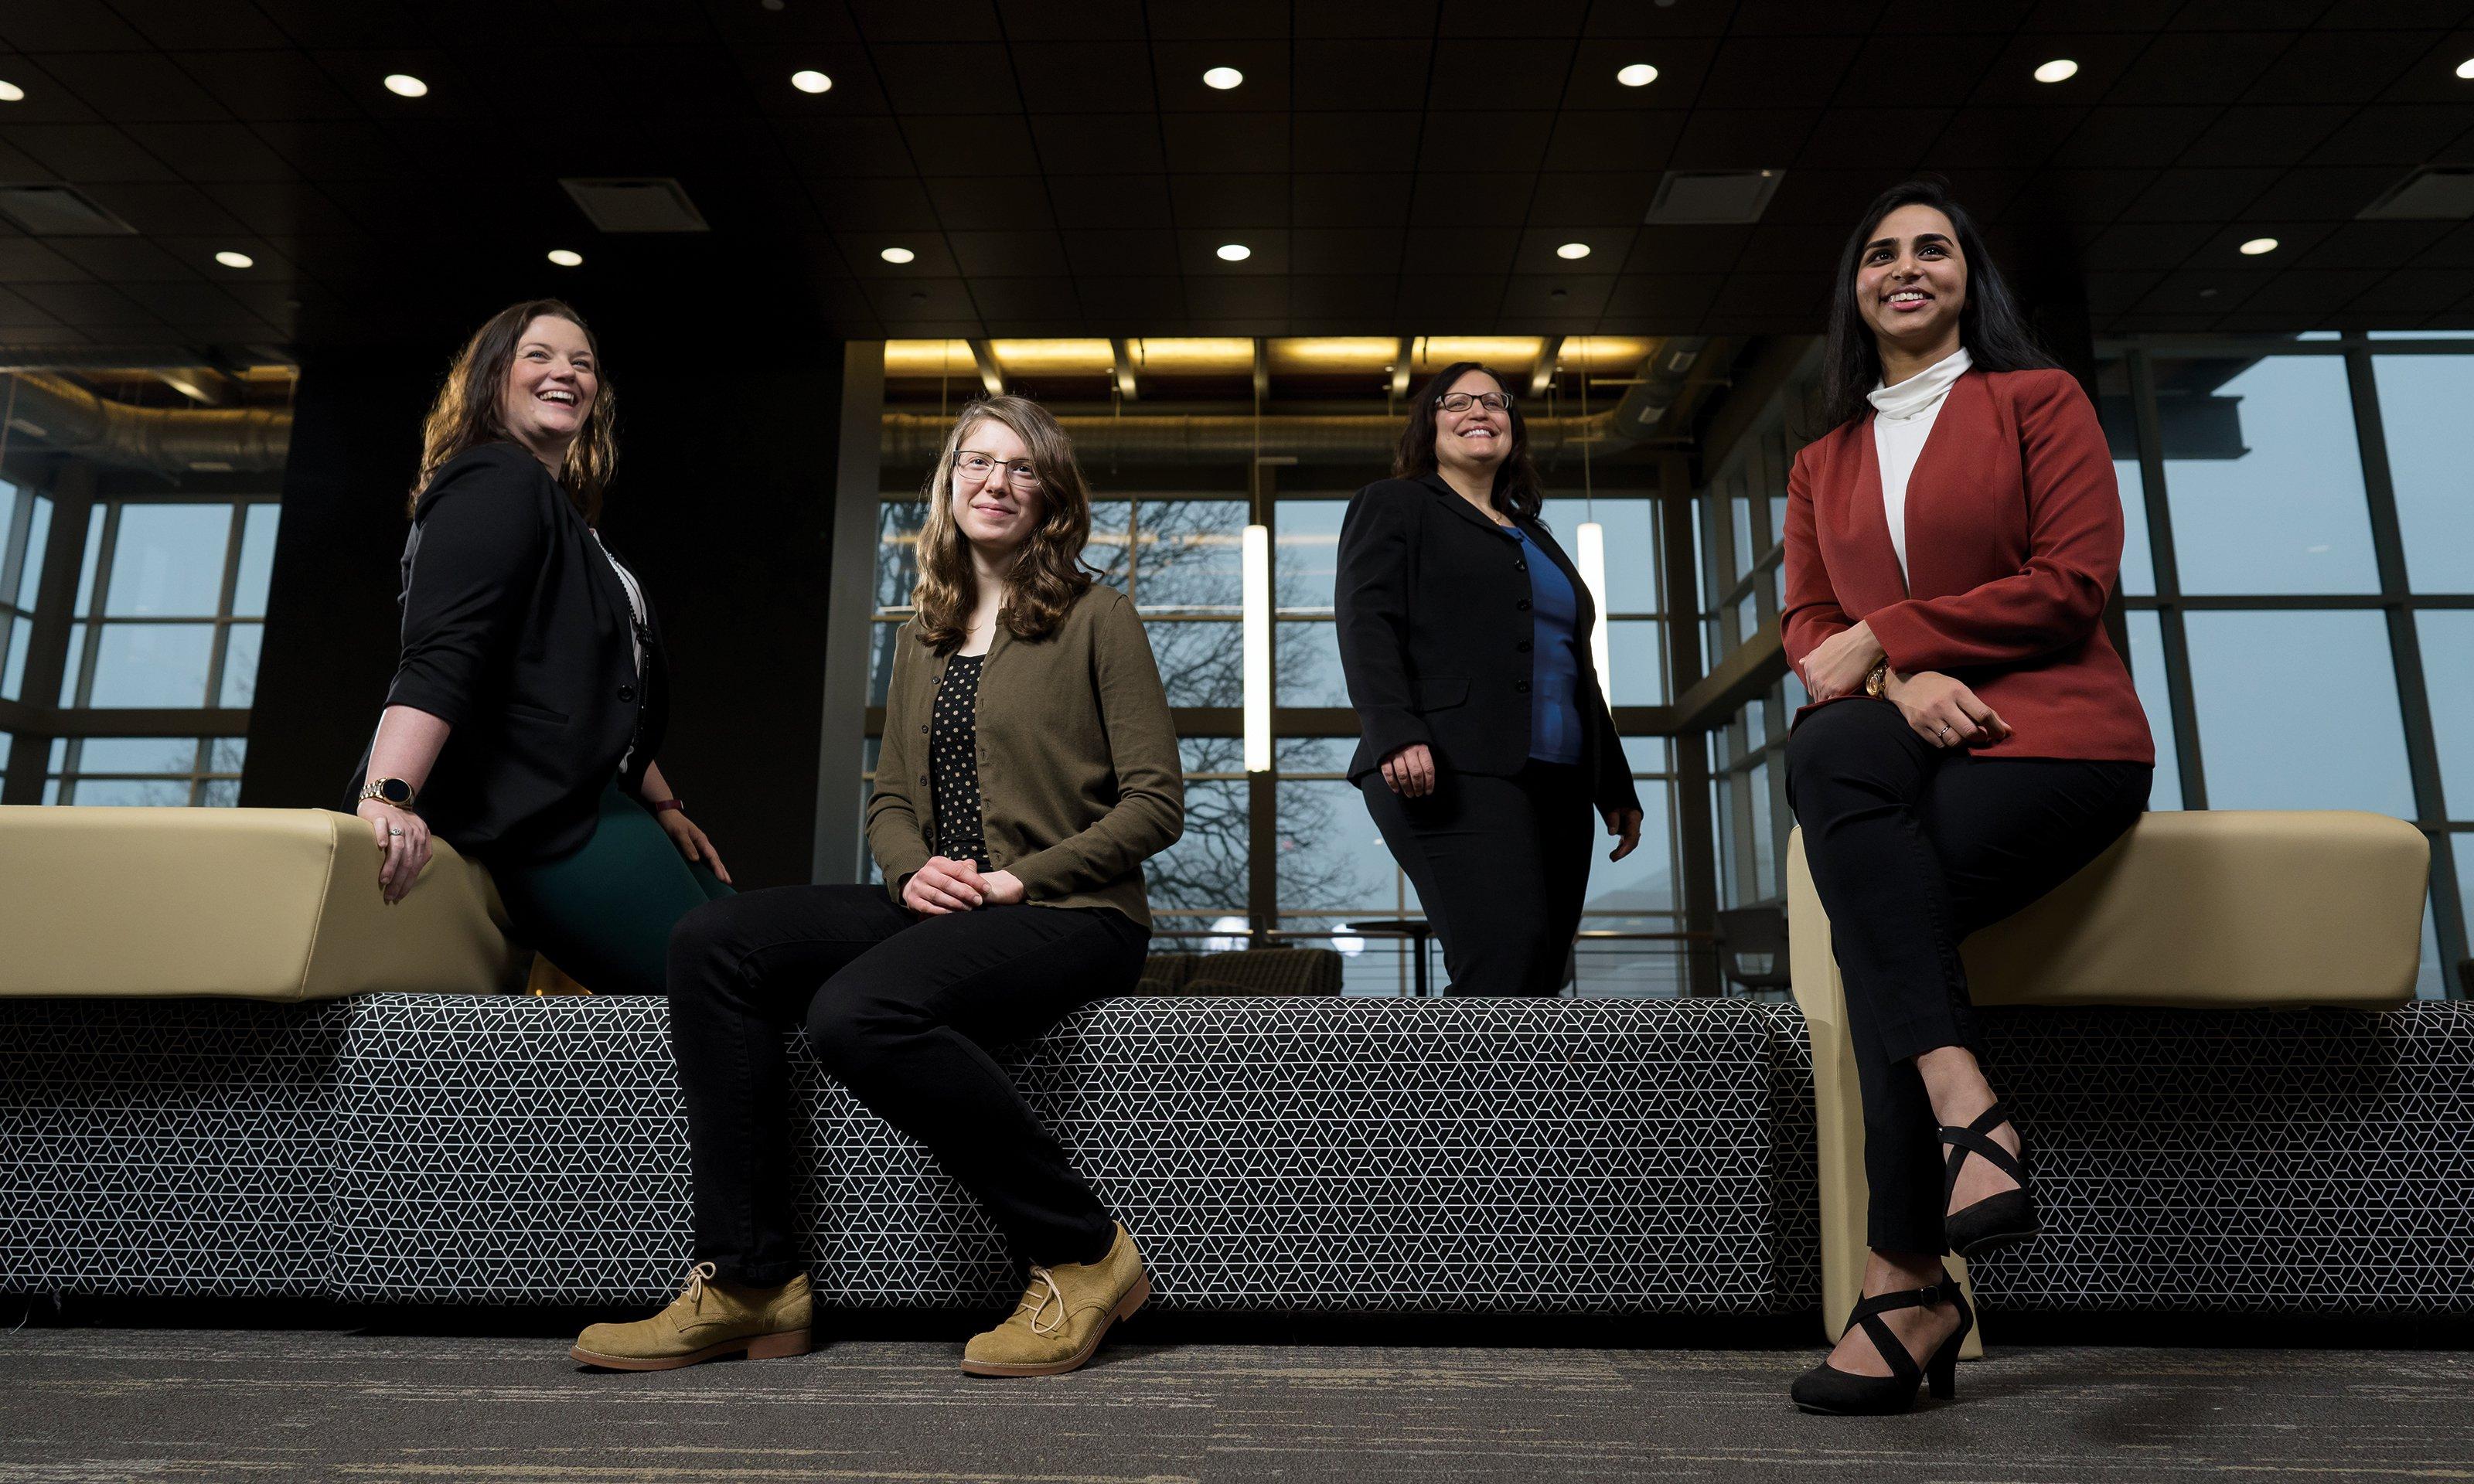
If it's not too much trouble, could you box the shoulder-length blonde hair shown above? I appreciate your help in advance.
[911,396,1096,651]
[409,298,617,519]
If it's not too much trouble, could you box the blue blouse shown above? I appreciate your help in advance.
[1504,523,1585,765]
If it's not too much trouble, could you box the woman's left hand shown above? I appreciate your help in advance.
[1801,621,1886,702]
[978,869,1026,906]
[1603,807,1643,862]
[656,810,733,886]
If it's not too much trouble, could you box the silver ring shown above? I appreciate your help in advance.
[389,827,404,836]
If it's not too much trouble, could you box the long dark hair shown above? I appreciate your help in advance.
[1819,178,2056,430]
[413,298,617,519]
[1392,361,1543,522]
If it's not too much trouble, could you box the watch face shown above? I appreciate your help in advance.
[379,778,413,805]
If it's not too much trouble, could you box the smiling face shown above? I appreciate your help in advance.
[498,314,598,459]
[949,417,1044,558]
[1855,203,1968,362]
[1433,368,1511,471]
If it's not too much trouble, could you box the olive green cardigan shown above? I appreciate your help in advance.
[867,584,1184,929]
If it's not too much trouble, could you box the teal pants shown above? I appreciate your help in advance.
[492,780,735,996]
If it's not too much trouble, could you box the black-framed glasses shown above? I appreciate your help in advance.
[1435,390,1514,414]
[954,450,1043,491]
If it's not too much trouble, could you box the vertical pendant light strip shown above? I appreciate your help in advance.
[1242,522,1271,773]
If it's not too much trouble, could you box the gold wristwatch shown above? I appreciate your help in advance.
[1863,661,1890,699]
[359,777,416,807]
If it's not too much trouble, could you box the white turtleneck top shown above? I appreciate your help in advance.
[1866,346,1971,584]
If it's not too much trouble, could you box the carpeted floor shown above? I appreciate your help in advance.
[5,1326,2472,1482]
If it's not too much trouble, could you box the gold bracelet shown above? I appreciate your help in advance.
[1863,661,1890,699]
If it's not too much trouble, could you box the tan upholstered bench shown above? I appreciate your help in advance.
[1787,810,2428,1354]
[0,806,516,1000]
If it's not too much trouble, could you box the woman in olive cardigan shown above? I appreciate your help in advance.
[571,396,1182,1382]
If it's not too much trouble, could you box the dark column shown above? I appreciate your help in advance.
[243,336,846,892]
[2029,294,2132,666]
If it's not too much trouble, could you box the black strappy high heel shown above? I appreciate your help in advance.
[1791,1270,1973,1415]
[1941,1101,2038,1258]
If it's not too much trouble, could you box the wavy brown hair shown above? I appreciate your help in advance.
[1392,360,1544,521]
[911,396,1096,651]
[410,298,617,519]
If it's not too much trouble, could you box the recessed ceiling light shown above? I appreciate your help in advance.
[213,250,254,269]
[1203,66,1243,90]
[792,70,832,94]
[547,248,583,267]
[2240,237,2280,256]
[1216,243,1252,262]
[881,246,915,264]
[383,73,428,98]
[0,80,24,103]
[2033,58,2079,83]
[2457,56,2474,80]
[1617,63,1658,87]
[1556,242,1592,260]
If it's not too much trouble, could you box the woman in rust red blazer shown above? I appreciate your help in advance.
[1780,179,2155,1416]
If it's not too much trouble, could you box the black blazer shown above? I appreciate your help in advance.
[1334,472,1638,812]
[346,442,666,861]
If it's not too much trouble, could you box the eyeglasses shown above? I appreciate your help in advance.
[1435,391,1513,414]
[954,450,1043,491]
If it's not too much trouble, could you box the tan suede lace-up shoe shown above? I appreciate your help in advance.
[571,1262,812,1372]
[960,1223,1150,1377]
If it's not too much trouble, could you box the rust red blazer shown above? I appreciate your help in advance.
[1781,366,2155,764]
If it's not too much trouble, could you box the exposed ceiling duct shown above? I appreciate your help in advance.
[2,371,292,474]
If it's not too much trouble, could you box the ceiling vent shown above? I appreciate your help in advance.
[0,184,138,236]
[2357,165,2474,221]
[1644,169,1785,225]
[559,177,711,233]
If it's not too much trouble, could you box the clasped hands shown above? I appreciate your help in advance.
[1801,621,2013,751]
[1379,741,1644,862]
[903,856,1027,916]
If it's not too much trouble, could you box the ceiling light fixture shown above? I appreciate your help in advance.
[1556,242,1592,260]
[1617,63,1658,87]
[2240,237,2280,255]
[791,70,833,94]
[1203,66,1243,90]
[0,80,24,103]
[2457,56,2474,80]
[547,248,583,267]
[2033,58,2079,83]
[383,73,428,98]
[213,250,254,269]
[881,246,915,264]
[1216,243,1252,262]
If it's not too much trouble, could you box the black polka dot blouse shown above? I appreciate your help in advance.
[928,653,991,872]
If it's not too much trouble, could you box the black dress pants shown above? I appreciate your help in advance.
[1360,759,1595,996]
[666,885,1147,1285]
[1784,699,2151,1254]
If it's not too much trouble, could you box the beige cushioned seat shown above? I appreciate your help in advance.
[1788,810,2428,1354]
[0,805,516,1001]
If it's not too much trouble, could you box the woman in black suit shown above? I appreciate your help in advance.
[1334,361,1644,996]
[349,298,733,994]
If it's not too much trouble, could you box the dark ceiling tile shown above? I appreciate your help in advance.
[0,286,61,327]
[1183,277,1286,316]
[1407,175,1533,228]
[71,180,250,237]
[2118,168,2281,223]
[1428,39,1575,111]
[810,177,943,231]
[1761,169,1907,227]
[4,124,175,182]
[1828,33,2010,109]
[1559,38,1717,109]
[1402,226,1518,274]
[115,280,261,327]
[2176,105,2353,168]
[2111,31,2295,107]
[2082,270,2163,311]
[1603,274,1723,319]
[2230,268,2383,315]
[1541,111,1685,172]
[862,274,978,322]
[2004,168,2159,223]
[1965,32,2153,107]
[1147,0,1292,40]
[1072,274,1184,322]
[869,44,1021,114]
[1010,43,1155,113]
[1061,229,1179,276]
[2408,220,2474,270]
[1729,0,1889,32]
[0,8,148,49]
[925,175,1055,231]
[1299,2,1441,39]
[1394,273,1507,325]
[845,0,1004,44]
[1933,168,2033,219]
[205,182,367,238]
[180,50,366,122]
[1501,273,1613,318]
[961,275,1078,319]
[2244,165,2412,220]
[2290,220,2455,271]
[1669,111,1816,171]
[994,0,1141,40]
[2340,267,2469,314]
[1151,40,1291,111]
[2049,107,2220,169]
[0,57,97,123]
[1293,39,1431,111]
[2130,272,2261,315]
[1172,174,1290,228]
[36,51,227,121]
[1711,271,1825,320]
[900,115,1038,176]
[1031,114,1167,175]
[247,118,414,180]
[2377,32,2474,103]
[779,117,920,177]
[2249,29,2442,105]
[119,122,298,182]
[1625,224,1751,271]
[1290,228,1404,274]
[1694,36,1856,111]
[1525,173,1660,227]
[1047,175,1173,229]
[0,240,88,281]
[1291,173,1412,228]
[1287,274,1398,321]
[1794,110,1952,172]
[1293,113,1422,173]
[106,0,291,49]
[1730,221,1837,275]
[1440,0,1586,36]
[1922,106,2089,169]
[1161,113,1288,173]
[13,280,165,327]
[2077,221,2215,271]
[1419,114,1553,175]
[41,236,203,281]
[2307,104,2474,166]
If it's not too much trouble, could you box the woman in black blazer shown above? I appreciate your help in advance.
[348,298,733,994]
[1335,360,1643,996]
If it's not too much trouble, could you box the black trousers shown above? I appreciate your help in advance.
[1361,759,1595,996]
[666,886,1148,1285]
[1784,699,2152,1254]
